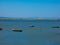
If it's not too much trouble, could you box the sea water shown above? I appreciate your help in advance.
[0,20,60,45]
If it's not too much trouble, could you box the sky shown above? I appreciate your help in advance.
[0,0,60,18]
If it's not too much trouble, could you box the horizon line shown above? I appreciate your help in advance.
[0,17,60,20]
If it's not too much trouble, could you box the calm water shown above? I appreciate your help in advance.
[0,20,60,45]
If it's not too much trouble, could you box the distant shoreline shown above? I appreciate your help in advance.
[0,18,60,20]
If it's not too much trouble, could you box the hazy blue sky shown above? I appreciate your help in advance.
[0,0,60,18]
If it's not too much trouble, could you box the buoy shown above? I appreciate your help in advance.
[0,28,2,31]
[29,25,35,27]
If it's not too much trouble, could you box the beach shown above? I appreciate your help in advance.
[0,19,60,45]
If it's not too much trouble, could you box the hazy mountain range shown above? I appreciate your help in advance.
[0,17,60,20]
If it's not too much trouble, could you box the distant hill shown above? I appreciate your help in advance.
[0,17,8,18]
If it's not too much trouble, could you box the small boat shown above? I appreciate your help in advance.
[12,29,23,32]
[52,26,60,28]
